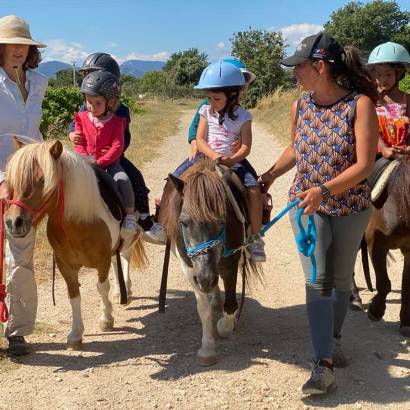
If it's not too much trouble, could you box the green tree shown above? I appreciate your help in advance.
[163,48,208,86]
[324,0,410,51]
[231,28,286,107]
[41,86,82,138]
[52,68,82,87]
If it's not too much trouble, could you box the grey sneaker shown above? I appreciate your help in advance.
[302,360,336,395]
[249,237,266,263]
[7,336,29,356]
[333,335,348,368]
[142,222,167,245]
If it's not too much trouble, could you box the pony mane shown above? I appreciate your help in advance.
[165,159,230,241]
[6,141,103,223]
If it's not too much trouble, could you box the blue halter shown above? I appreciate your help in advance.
[182,199,317,283]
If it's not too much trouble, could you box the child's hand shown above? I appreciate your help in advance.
[231,139,241,153]
[219,156,234,166]
[68,132,84,145]
[380,145,396,159]
[392,145,410,155]
[100,145,110,155]
[189,140,198,160]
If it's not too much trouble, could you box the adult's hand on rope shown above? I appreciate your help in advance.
[296,187,322,215]
[189,140,198,160]
[258,171,275,193]
[0,181,9,200]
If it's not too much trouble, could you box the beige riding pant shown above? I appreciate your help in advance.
[3,227,37,338]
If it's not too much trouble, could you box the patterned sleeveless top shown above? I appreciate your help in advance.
[289,93,370,216]
[376,98,409,147]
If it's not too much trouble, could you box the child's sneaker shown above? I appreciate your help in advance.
[143,222,167,245]
[121,214,138,236]
[302,360,336,395]
[248,237,266,263]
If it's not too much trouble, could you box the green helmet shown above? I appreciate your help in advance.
[368,42,410,65]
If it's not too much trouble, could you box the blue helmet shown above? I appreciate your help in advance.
[194,61,246,90]
[222,57,256,83]
[368,42,410,66]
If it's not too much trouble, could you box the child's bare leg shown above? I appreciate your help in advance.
[247,187,263,234]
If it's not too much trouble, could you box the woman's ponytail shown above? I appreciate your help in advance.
[329,46,379,103]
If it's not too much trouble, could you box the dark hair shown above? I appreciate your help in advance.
[206,86,242,124]
[325,46,378,103]
[0,44,41,70]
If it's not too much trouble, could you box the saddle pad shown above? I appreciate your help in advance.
[371,159,400,202]
[93,166,124,222]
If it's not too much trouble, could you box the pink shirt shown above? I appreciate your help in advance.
[74,111,125,168]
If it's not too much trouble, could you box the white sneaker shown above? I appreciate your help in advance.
[121,214,138,236]
[142,222,167,245]
[248,237,266,263]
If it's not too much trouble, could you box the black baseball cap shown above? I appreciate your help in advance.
[281,32,344,67]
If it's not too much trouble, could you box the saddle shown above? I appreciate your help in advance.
[368,157,400,209]
[92,166,125,222]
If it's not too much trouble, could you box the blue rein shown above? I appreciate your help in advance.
[182,199,318,283]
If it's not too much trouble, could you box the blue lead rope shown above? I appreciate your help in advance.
[183,198,317,283]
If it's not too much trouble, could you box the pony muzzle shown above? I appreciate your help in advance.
[4,211,33,237]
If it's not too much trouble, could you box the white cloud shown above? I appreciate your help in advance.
[107,42,118,48]
[114,51,171,64]
[217,42,225,50]
[42,39,89,64]
[277,23,324,48]
[42,39,170,64]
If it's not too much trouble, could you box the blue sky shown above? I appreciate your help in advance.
[2,0,409,64]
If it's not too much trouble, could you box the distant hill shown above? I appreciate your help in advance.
[119,60,165,78]
[37,60,74,78]
[37,59,165,79]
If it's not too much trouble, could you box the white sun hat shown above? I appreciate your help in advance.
[0,15,46,48]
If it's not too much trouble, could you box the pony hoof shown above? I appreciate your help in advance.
[99,319,114,332]
[399,326,410,337]
[367,308,383,322]
[198,354,217,366]
[67,339,83,350]
[217,319,234,339]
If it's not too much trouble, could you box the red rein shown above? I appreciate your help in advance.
[0,179,65,323]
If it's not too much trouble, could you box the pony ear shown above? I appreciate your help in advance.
[49,140,63,159]
[168,174,184,196]
[12,136,25,150]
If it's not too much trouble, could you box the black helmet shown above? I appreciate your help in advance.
[79,52,121,79]
[80,71,120,100]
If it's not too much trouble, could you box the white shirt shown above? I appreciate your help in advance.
[199,104,252,156]
[0,67,47,181]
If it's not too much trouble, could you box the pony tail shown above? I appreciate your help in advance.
[330,46,379,103]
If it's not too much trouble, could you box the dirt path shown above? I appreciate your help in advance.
[0,109,409,410]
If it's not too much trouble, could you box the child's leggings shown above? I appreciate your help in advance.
[289,208,371,360]
[105,162,135,210]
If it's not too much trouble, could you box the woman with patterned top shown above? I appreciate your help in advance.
[259,32,379,395]
[367,42,410,159]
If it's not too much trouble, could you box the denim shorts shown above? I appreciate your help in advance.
[231,163,259,187]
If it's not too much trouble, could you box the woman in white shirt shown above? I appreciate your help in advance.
[0,15,47,356]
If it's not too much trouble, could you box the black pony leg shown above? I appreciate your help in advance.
[400,252,410,336]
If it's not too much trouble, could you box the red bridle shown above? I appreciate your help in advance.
[6,179,65,230]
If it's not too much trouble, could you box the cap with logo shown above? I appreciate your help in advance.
[281,32,344,67]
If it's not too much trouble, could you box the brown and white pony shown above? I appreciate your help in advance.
[160,159,260,365]
[364,156,410,336]
[4,140,146,349]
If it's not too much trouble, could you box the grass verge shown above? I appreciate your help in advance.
[252,88,300,147]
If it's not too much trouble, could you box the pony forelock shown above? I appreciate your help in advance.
[6,142,103,223]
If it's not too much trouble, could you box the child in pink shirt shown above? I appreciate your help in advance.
[74,70,137,235]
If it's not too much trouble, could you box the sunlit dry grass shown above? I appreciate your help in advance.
[252,88,300,147]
